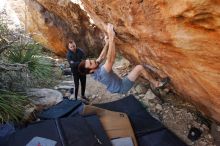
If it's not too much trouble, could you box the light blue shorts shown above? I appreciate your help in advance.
[119,77,134,94]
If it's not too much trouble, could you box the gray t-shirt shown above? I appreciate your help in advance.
[92,65,122,93]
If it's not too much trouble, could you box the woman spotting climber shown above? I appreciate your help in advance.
[78,23,170,94]
[66,39,88,100]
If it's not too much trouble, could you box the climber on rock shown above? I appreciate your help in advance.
[78,23,170,94]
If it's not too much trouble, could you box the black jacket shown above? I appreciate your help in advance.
[67,48,86,75]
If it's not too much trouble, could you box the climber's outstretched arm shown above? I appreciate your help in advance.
[103,23,116,72]
[96,36,109,64]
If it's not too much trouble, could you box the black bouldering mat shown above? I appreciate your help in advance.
[138,129,187,146]
[95,94,164,136]
[39,99,82,120]
[96,94,187,146]
[84,115,112,146]
[6,116,111,146]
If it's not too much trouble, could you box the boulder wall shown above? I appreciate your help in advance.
[7,0,104,56]
[80,0,220,121]
[8,0,220,122]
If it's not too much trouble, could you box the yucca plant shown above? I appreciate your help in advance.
[6,43,52,80]
[0,89,28,123]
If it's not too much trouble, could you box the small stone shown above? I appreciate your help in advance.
[134,84,147,94]
[36,118,40,122]
[207,134,212,139]
[139,94,145,98]
[176,110,181,114]
[192,121,200,128]
[141,99,149,105]
[55,85,73,90]
[60,81,74,86]
[163,88,170,93]
[64,92,71,97]
[91,95,96,99]
[69,94,75,100]
[144,90,156,100]
[198,141,206,146]
[115,65,126,69]
[202,124,209,131]
[136,96,141,100]
[217,125,220,132]
[155,104,163,111]
[149,102,156,108]
[132,90,137,94]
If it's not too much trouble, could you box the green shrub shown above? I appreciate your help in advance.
[6,43,52,79]
[0,90,28,123]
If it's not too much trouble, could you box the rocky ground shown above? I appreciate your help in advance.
[86,58,218,146]
[41,58,219,146]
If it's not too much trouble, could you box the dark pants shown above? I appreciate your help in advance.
[73,74,86,100]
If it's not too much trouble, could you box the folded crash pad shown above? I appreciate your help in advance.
[95,94,164,136]
[38,99,82,119]
[96,94,187,146]
[6,116,111,146]
[138,128,187,146]
[82,105,138,146]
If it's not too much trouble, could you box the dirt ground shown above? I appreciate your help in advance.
[61,58,216,146]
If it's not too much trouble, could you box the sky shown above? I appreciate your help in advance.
[0,0,21,28]
[0,0,92,28]
[0,0,6,11]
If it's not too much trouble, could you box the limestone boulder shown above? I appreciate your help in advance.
[80,0,220,122]
[7,0,104,56]
[27,88,63,108]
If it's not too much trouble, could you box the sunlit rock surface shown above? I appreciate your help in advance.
[7,0,103,56]
[8,0,220,122]
[81,0,220,122]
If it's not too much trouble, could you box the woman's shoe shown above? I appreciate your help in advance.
[81,96,90,102]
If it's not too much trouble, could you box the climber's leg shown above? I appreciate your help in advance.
[143,64,170,88]
[127,65,169,88]
[143,64,167,78]
[127,65,158,87]
[118,65,144,94]
[126,65,145,82]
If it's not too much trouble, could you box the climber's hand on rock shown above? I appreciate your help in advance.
[104,35,109,44]
[102,22,107,33]
[107,23,115,40]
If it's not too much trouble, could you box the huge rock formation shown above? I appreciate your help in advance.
[8,0,220,122]
[7,0,104,56]
[80,0,220,122]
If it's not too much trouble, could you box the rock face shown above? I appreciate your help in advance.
[27,88,63,108]
[8,0,220,122]
[80,0,220,122]
[7,0,104,56]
